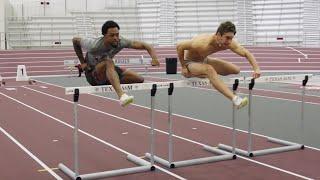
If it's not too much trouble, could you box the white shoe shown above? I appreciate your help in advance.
[119,94,134,107]
[233,96,249,109]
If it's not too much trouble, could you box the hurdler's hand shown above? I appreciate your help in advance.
[252,69,261,79]
[75,63,88,77]
[151,59,160,66]
[182,67,192,78]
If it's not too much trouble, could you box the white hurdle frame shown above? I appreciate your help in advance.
[61,74,312,175]
[218,75,310,157]
[58,88,155,180]
[145,80,239,168]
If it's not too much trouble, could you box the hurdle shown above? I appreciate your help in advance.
[63,77,243,177]
[218,74,312,157]
[59,86,158,179]
[145,80,239,168]
[114,55,151,74]
[63,59,79,77]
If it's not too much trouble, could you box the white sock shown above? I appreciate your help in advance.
[232,96,242,106]
[120,93,128,99]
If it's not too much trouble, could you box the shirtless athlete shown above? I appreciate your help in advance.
[176,21,261,109]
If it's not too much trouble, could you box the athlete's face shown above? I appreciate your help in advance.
[104,27,120,47]
[217,32,234,47]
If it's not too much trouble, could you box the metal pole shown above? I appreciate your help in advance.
[150,84,157,166]
[232,79,239,155]
[248,79,255,155]
[73,89,80,177]
[300,76,308,148]
[168,83,174,164]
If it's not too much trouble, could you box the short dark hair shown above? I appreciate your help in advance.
[216,21,236,36]
[101,20,120,35]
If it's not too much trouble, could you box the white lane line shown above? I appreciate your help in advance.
[287,47,308,59]
[0,125,63,180]
[0,90,186,180]
[22,86,314,180]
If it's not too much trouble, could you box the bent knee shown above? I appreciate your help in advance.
[205,65,218,76]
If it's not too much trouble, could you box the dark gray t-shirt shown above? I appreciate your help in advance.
[81,36,132,67]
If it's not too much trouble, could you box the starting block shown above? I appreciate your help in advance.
[16,65,29,81]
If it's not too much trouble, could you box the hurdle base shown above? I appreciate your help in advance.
[145,145,234,168]
[59,154,153,180]
[218,137,304,157]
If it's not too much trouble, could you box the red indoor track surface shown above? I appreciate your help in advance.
[0,79,319,180]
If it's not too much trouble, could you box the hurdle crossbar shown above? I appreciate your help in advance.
[65,74,312,95]
[114,56,151,65]
[114,56,151,74]
[244,73,313,83]
[66,78,214,94]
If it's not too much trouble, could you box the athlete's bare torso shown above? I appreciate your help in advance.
[185,34,229,61]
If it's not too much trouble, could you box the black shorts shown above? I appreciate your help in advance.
[85,66,124,86]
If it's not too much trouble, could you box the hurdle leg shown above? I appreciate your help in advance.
[247,79,255,155]
[59,89,80,179]
[149,84,157,167]
[146,82,234,168]
[168,83,174,166]
[73,90,80,177]
[300,75,308,148]
[232,79,239,156]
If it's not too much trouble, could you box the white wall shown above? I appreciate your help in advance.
[4,0,320,48]
[7,0,137,17]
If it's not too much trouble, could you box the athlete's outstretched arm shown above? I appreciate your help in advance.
[72,37,85,64]
[230,42,261,78]
[131,41,160,66]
